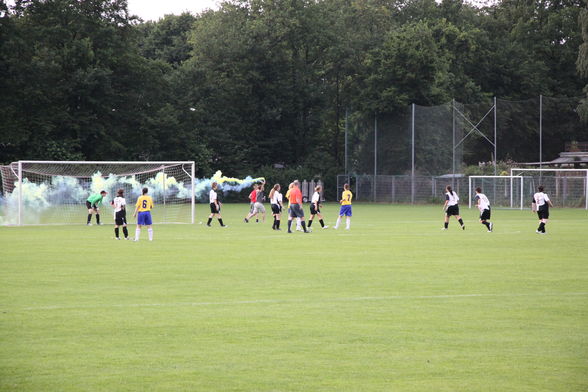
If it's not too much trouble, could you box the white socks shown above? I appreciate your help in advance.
[334,217,341,229]
[296,218,301,230]
[135,228,140,241]
[346,217,351,230]
[148,228,153,241]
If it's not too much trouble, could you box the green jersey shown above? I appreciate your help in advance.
[87,194,104,205]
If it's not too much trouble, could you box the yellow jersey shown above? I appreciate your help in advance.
[341,190,353,205]
[285,189,292,207]
[135,195,154,212]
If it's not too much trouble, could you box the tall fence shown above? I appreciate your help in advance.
[340,96,585,205]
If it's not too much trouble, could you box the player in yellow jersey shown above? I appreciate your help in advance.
[334,183,353,230]
[133,187,154,241]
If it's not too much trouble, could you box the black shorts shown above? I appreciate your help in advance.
[537,207,549,220]
[115,210,127,226]
[86,201,98,210]
[290,204,305,218]
[446,205,460,216]
[271,204,281,214]
[210,203,220,214]
[480,208,491,221]
[310,204,320,215]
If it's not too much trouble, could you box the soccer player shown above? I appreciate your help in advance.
[253,182,266,223]
[244,183,259,223]
[287,180,309,233]
[532,185,554,234]
[269,184,283,230]
[474,187,493,232]
[285,182,302,231]
[133,187,154,241]
[111,188,129,240]
[207,182,227,227]
[85,190,107,225]
[334,183,352,230]
[308,185,328,229]
[442,185,465,230]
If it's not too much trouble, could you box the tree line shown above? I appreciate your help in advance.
[0,0,586,188]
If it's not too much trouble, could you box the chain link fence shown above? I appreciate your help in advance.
[340,96,585,206]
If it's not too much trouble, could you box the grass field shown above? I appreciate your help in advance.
[1,203,587,391]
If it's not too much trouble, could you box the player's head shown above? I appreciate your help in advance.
[212,182,218,190]
[273,184,280,191]
[475,187,482,194]
[538,185,544,192]
[293,180,300,188]
[100,190,107,196]
[117,189,124,197]
[288,182,294,189]
[446,185,453,194]
[253,183,258,189]
[142,187,148,195]
[315,185,322,192]
[343,183,349,190]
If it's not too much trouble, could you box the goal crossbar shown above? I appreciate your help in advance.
[468,176,524,210]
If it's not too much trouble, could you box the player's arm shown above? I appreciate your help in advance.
[531,197,537,212]
[443,196,449,211]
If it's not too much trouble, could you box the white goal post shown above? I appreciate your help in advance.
[0,161,196,225]
[510,168,588,209]
[468,176,524,210]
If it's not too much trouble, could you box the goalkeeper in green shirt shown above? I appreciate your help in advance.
[86,191,107,226]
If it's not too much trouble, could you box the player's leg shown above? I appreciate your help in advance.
[95,206,102,225]
[135,224,142,241]
[114,224,120,239]
[345,207,352,230]
[317,211,327,228]
[216,212,226,227]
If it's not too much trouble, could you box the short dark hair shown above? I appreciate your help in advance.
[538,185,544,192]
[117,189,124,196]
[142,187,148,194]
[475,187,482,193]
[100,190,107,194]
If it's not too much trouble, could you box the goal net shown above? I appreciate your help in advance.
[0,161,195,225]
[468,176,524,209]
[510,168,588,209]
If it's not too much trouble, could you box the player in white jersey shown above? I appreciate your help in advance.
[474,187,493,232]
[308,185,328,229]
[206,182,227,227]
[532,185,553,234]
[111,189,129,240]
[269,184,283,230]
[442,185,465,230]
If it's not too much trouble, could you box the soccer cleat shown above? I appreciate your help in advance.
[115,237,120,240]
[441,228,447,230]
[288,230,293,233]
[323,225,329,229]
[489,222,493,232]
[87,223,92,226]
[206,224,212,227]
[462,226,465,230]
[97,223,104,226]
[244,218,249,223]
[125,237,130,240]
[221,225,228,228]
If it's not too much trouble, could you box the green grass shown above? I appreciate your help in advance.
[1,204,587,391]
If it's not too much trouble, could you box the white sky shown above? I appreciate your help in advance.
[127,0,221,21]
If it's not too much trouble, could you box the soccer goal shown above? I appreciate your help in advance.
[0,161,196,225]
[510,168,588,209]
[468,176,524,209]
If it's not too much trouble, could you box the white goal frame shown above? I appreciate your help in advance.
[10,160,196,226]
[510,168,588,210]
[468,175,524,210]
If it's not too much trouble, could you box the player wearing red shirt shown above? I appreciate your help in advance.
[287,180,309,233]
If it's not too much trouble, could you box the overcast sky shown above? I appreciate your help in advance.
[127,0,220,21]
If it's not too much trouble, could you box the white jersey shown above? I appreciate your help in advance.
[475,193,490,211]
[209,189,217,204]
[445,191,459,206]
[271,191,282,205]
[112,196,126,213]
[311,191,320,204]
[533,192,550,207]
